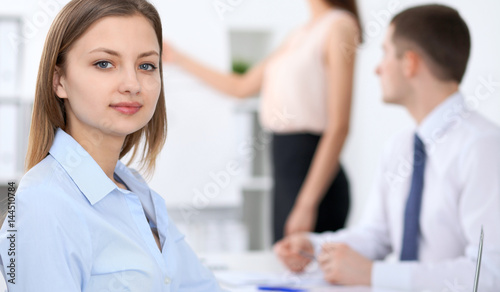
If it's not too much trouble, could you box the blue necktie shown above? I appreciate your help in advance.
[400,134,426,261]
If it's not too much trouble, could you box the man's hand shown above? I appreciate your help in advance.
[318,243,373,286]
[273,233,314,273]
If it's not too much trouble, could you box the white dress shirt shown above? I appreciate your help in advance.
[0,128,225,291]
[310,92,500,291]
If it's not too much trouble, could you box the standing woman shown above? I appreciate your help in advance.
[163,0,362,241]
[0,0,224,291]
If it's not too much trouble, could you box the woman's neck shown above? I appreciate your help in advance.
[66,124,125,184]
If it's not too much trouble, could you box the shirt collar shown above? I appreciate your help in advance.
[49,128,117,205]
[114,159,151,199]
[416,91,463,145]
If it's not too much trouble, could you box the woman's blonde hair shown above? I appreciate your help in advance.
[26,0,167,175]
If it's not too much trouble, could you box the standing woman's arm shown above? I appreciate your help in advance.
[162,41,268,99]
[284,15,360,236]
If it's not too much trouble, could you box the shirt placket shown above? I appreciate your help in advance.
[123,190,172,291]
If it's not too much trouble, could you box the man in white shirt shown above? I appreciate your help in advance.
[274,4,500,291]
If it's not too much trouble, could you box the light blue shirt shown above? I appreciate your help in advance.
[0,128,225,291]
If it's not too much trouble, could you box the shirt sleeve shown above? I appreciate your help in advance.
[0,182,92,291]
[372,133,500,291]
[309,141,394,260]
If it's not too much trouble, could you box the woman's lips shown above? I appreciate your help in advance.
[110,102,142,115]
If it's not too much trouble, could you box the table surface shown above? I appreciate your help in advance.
[200,251,374,292]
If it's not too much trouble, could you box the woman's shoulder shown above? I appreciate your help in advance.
[16,155,81,209]
[1,156,91,254]
[316,10,357,38]
[329,9,358,23]
[324,9,361,47]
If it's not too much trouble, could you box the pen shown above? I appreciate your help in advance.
[257,286,307,292]
[472,226,484,292]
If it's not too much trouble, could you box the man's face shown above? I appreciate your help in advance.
[375,25,410,105]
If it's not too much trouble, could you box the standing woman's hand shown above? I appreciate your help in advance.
[284,203,318,236]
[273,232,314,272]
[162,40,182,64]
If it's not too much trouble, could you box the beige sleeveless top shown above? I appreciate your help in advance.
[260,10,349,134]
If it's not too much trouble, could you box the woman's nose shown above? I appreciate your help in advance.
[118,66,141,95]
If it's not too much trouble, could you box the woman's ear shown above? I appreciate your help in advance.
[53,66,68,99]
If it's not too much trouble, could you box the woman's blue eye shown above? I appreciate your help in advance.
[139,63,157,71]
[95,61,112,69]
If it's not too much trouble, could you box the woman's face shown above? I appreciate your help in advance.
[54,14,161,139]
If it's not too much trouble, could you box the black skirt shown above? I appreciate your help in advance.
[272,133,350,242]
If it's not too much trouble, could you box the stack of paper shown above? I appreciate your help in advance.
[214,270,327,288]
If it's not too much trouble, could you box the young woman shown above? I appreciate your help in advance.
[163,0,362,242]
[0,0,224,291]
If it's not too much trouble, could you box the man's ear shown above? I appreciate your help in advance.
[402,50,419,78]
[53,66,68,99]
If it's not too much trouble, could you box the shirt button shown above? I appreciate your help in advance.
[164,277,171,284]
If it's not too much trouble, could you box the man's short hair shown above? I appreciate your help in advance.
[391,4,471,83]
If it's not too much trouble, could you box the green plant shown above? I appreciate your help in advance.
[232,59,251,75]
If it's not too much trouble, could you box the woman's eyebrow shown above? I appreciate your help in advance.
[138,50,159,58]
[88,47,159,58]
[89,47,120,56]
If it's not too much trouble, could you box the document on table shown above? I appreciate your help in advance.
[214,270,327,288]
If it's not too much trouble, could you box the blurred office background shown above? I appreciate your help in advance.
[1,0,500,256]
